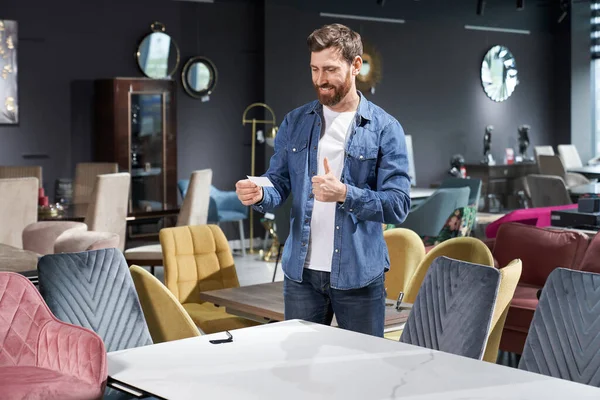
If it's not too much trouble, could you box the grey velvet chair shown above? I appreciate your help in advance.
[400,256,500,360]
[399,187,470,238]
[519,268,600,387]
[38,248,153,399]
[38,248,152,351]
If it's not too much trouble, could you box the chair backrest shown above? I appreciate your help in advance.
[0,272,53,366]
[400,256,501,360]
[37,248,153,352]
[558,144,583,169]
[85,172,131,251]
[73,162,119,205]
[274,196,293,244]
[383,228,426,302]
[160,225,240,304]
[438,177,482,208]
[177,169,212,226]
[519,268,600,387]
[401,187,470,237]
[403,237,494,304]
[0,166,42,188]
[129,265,202,343]
[482,259,522,363]
[0,177,38,248]
[526,174,572,207]
[537,155,566,178]
[492,222,589,287]
[534,145,555,160]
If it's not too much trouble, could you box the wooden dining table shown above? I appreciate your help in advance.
[199,281,411,332]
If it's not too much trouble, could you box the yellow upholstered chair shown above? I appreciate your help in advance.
[129,265,202,343]
[404,237,495,304]
[382,228,426,341]
[384,228,426,302]
[160,224,258,334]
[482,259,522,363]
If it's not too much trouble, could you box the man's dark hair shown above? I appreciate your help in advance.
[307,23,363,64]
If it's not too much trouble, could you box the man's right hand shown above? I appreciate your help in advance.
[236,179,264,206]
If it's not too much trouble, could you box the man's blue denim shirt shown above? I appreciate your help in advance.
[254,93,411,290]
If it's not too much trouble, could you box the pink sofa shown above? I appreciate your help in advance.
[485,204,578,239]
[0,272,107,400]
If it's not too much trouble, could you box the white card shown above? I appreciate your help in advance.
[247,176,274,187]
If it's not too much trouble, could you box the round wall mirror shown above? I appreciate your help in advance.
[481,45,518,102]
[181,56,218,99]
[136,22,180,79]
[356,42,381,95]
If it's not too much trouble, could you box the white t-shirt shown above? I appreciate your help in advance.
[305,106,356,272]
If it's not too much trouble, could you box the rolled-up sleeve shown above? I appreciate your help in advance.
[253,116,292,213]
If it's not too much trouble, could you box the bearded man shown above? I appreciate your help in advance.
[236,23,411,337]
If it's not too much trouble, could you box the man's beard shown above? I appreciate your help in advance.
[314,72,352,107]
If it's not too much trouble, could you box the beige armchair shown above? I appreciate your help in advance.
[0,166,42,187]
[73,162,119,205]
[0,178,38,248]
[124,169,212,272]
[22,172,131,255]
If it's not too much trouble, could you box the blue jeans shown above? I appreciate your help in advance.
[283,268,386,337]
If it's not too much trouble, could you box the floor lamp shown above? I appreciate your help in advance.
[242,102,278,254]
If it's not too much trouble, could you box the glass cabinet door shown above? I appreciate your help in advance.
[130,93,165,212]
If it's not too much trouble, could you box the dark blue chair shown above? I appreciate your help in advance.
[178,180,248,256]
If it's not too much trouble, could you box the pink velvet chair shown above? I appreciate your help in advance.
[485,204,578,239]
[0,272,107,400]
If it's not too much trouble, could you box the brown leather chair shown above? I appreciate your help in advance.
[490,222,590,354]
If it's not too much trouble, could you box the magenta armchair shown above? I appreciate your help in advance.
[485,204,578,239]
[0,272,107,400]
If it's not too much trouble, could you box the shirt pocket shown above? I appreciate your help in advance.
[345,145,378,187]
[288,140,308,176]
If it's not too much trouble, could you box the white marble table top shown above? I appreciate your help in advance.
[107,320,600,400]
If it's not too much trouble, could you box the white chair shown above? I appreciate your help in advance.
[557,144,583,170]
[534,146,555,163]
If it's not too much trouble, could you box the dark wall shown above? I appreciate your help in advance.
[0,0,263,200]
[265,0,561,187]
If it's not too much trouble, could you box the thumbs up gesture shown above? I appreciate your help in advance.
[311,157,347,203]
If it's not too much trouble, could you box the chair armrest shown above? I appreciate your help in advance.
[566,172,590,187]
[23,222,87,255]
[37,320,107,391]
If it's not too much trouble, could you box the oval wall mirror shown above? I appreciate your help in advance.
[481,45,518,102]
[181,56,218,99]
[136,22,180,79]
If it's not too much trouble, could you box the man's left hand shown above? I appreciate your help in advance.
[312,157,347,203]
